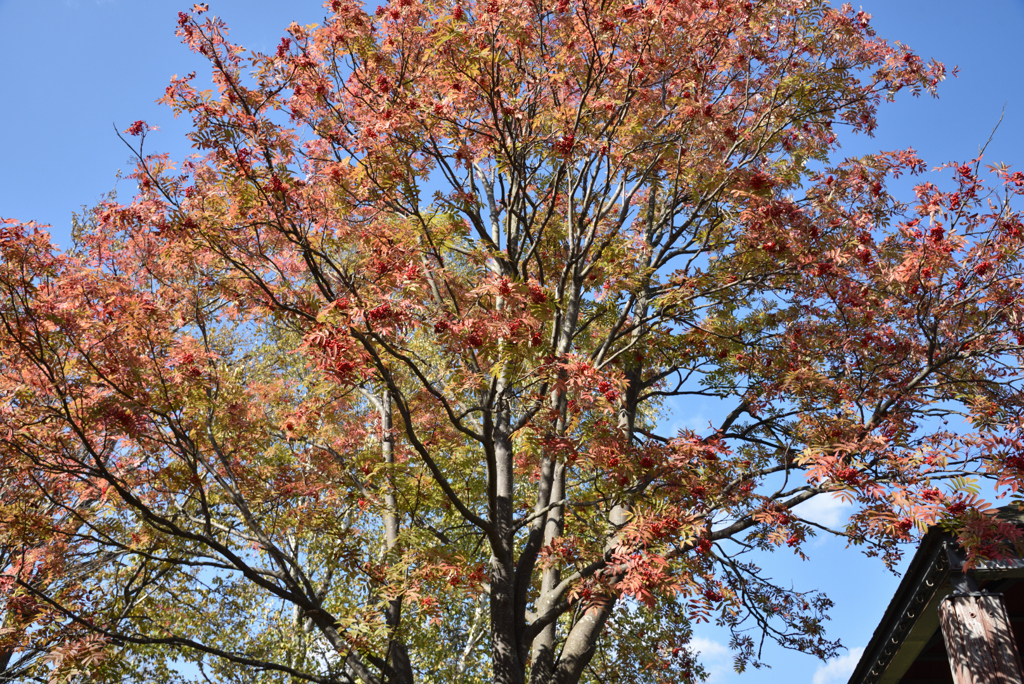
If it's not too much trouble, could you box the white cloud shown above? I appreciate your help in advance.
[812,647,865,684]
[690,636,730,659]
[690,637,733,683]
[794,493,853,529]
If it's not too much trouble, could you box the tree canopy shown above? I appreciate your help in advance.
[3,1,1024,682]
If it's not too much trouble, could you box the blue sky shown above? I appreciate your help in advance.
[2,0,1024,682]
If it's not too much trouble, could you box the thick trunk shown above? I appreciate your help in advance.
[544,318,642,684]
[514,452,555,664]
[546,502,625,684]
[381,394,414,684]
[528,462,565,684]
[491,432,524,684]
[528,377,574,684]
[552,597,616,684]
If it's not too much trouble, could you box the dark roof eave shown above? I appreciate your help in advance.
[845,527,953,684]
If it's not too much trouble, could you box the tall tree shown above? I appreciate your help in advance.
[4,1,1024,683]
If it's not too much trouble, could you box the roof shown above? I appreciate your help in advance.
[847,509,1024,684]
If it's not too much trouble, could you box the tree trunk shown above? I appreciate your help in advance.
[491,432,524,684]
[529,461,565,684]
[381,393,414,684]
[552,597,615,684]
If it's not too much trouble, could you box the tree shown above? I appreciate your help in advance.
[3,0,1024,682]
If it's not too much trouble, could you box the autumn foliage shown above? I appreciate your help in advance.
[3,0,1024,682]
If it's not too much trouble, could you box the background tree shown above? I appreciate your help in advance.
[4,1,1024,683]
